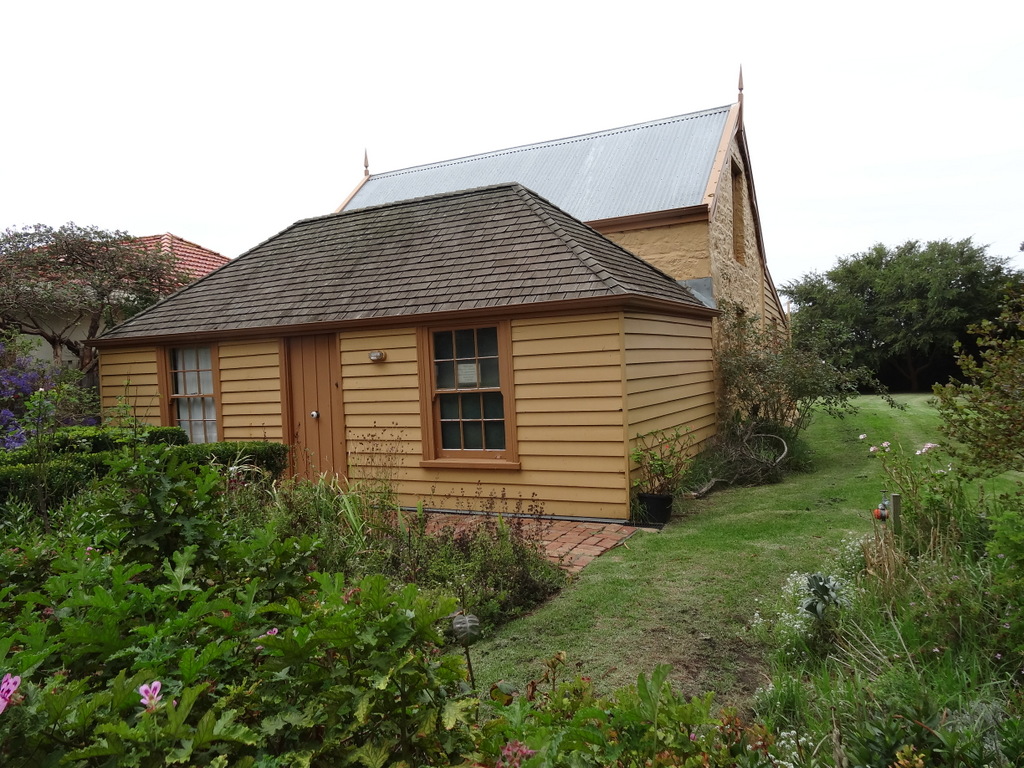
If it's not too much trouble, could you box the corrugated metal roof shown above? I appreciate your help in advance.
[99,184,706,341]
[343,106,732,221]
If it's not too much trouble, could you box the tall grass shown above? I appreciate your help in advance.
[754,398,1023,766]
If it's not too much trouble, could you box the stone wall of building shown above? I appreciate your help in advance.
[604,221,710,283]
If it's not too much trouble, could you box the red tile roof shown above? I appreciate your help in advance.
[134,233,229,279]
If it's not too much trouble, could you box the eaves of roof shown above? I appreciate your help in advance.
[95,183,715,346]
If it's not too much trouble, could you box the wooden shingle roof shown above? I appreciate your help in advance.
[99,184,709,342]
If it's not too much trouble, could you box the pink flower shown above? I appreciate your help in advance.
[139,681,162,710]
[497,740,537,768]
[858,434,867,440]
[869,446,878,453]
[881,441,891,448]
[0,673,22,715]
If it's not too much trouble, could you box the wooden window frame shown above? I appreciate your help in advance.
[417,321,519,469]
[159,344,222,444]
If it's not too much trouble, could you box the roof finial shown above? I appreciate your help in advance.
[363,149,369,177]
[738,66,744,104]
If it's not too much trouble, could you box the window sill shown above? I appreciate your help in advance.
[419,458,521,471]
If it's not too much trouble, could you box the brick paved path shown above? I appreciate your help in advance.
[424,513,639,572]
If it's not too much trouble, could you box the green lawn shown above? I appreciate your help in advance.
[472,395,943,710]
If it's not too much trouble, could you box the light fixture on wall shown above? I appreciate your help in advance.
[368,350,387,362]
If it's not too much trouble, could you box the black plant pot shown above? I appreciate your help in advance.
[636,492,673,525]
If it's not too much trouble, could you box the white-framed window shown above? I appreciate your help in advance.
[169,346,218,443]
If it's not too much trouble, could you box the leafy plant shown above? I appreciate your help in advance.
[84,444,227,566]
[630,426,693,495]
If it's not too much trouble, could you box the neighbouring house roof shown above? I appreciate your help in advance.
[134,233,230,280]
[340,106,733,222]
[98,184,710,342]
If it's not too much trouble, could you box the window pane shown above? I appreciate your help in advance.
[484,421,505,450]
[479,357,499,388]
[202,397,217,420]
[199,369,214,394]
[460,393,481,419]
[441,421,462,449]
[174,371,186,396]
[436,361,455,389]
[433,331,453,361]
[463,421,483,449]
[483,392,504,419]
[456,362,478,387]
[206,420,218,442]
[454,329,475,359]
[439,393,459,419]
[185,371,199,396]
[477,327,498,356]
[430,326,507,456]
[198,346,212,370]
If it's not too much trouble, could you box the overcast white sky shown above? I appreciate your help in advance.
[2,1,1021,289]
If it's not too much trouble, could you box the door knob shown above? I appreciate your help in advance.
[310,410,320,419]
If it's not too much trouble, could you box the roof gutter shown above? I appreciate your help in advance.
[588,204,708,234]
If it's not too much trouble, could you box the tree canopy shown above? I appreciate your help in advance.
[0,223,187,373]
[782,238,1021,391]
[933,286,1024,475]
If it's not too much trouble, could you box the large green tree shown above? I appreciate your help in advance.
[782,238,1021,391]
[0,223,187,373]
[933,286,1024,475]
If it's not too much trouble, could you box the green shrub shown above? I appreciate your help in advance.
[0,538,476,767]
[143,426,190,446]
[476,656,783,766]
[82,444,227,566]
[170,440,289,480]
[0,455,100,508]
[368,509,565,629]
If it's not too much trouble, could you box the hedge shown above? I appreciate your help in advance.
[0,440,290,508]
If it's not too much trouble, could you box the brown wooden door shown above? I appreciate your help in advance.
[285,335,344,479]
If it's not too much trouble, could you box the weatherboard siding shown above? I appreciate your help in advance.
[96,305,716,520]
[98,347,162,423]
[340,315,630,519]
[624,313,716,444]
[219,340,283,441]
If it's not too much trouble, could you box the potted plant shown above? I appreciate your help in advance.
[630,426,694,524]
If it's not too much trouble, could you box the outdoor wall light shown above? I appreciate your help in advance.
[368,350,387,362]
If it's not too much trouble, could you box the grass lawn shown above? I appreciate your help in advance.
[472,394,944,711]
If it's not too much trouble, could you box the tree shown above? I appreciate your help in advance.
[0,223,187,373]
[782,238,1021,391]
[933,286,1024,475]
[711,302,888,484]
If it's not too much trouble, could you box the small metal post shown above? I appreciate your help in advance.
[891,493,901,537]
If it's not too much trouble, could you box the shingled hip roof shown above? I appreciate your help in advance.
[99,184,709,341]
[341,106,732,221]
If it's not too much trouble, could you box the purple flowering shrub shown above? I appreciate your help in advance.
[0,334,97,451]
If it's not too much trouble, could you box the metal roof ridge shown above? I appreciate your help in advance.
[369,104,735,181]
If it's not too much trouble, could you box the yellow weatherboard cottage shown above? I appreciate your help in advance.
[94,92,784,521]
